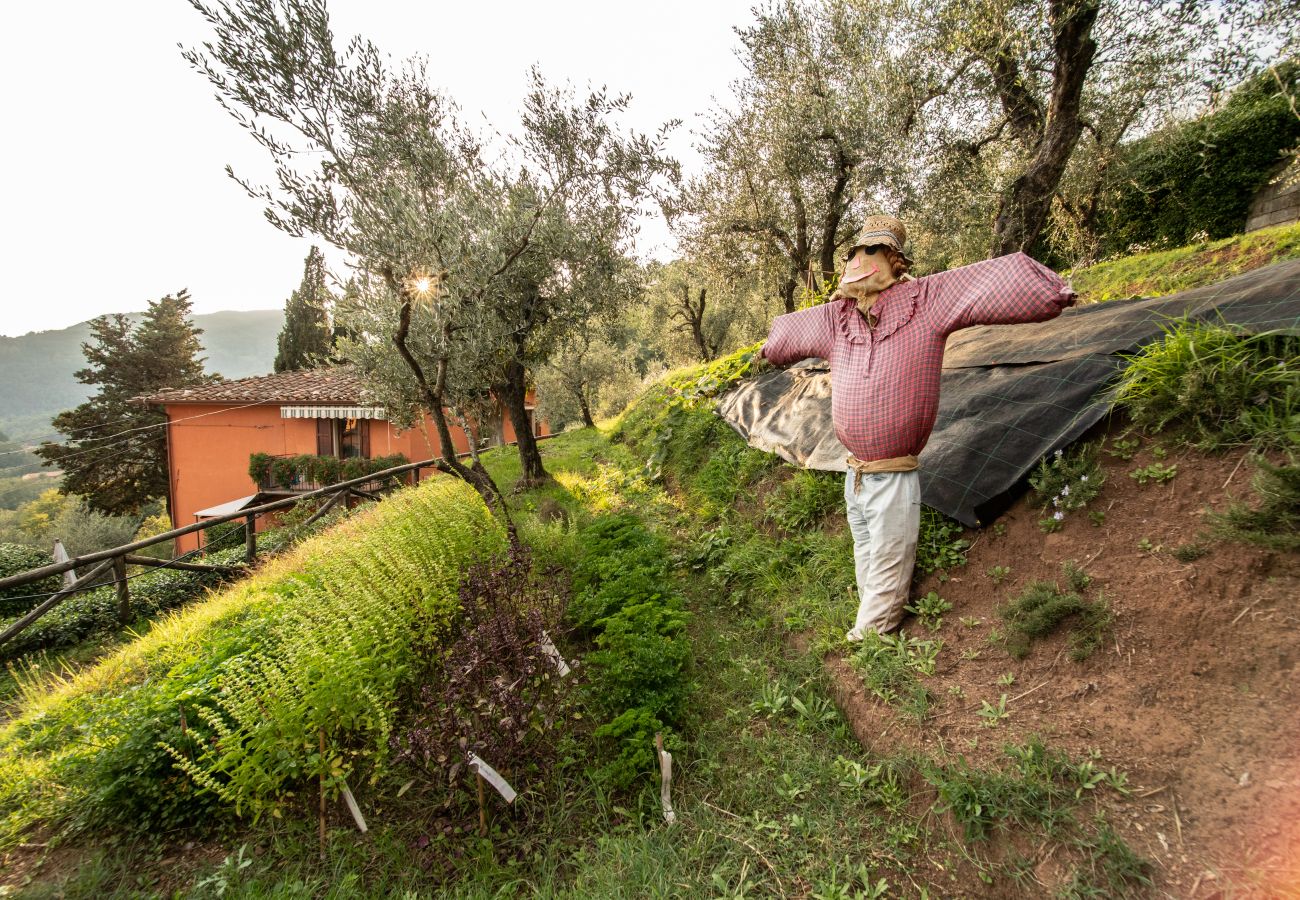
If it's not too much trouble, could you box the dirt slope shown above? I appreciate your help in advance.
[826,438,1299,898]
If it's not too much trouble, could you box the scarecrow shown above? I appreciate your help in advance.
[759,215,1076,641]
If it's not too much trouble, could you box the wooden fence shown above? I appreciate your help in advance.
[0,457,438,648]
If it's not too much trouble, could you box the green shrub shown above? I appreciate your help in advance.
[247,452,273,485]
[1114,321,1299,450]
[1101,61,1300,251]
[0,543,60,617]
[0,477,505,842]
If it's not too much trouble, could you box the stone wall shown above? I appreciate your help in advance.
[1246,158,1300,232]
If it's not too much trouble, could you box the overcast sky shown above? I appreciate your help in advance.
[0,0,754,337]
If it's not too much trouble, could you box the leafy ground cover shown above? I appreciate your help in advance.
[0,478,503,848]
[1068,222,1300,303]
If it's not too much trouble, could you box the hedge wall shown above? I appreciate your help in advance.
[1101,61,1300,252]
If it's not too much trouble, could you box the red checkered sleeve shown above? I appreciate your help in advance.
[761,303,836,366]
[923,252,1076,336]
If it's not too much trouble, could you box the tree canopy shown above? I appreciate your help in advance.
[35,291,216,516]
[274,245,335,372]
[186,0,676,499]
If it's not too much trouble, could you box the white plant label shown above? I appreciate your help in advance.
[340,781,368,833]
[540,630,571,677]
[658,743,676,824]
[468,753,517,804]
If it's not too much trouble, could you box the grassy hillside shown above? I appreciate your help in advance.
[0,309,283,442]
[1069,222,1300,303]
[1,246,1296,897]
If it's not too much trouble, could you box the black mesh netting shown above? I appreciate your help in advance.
[716,259,1300,527]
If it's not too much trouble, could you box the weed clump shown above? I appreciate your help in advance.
[764,468,843,531]
[1211,457,1300,550]
[848,631,939,719]
[1114,320,1298,450]
[1030,443,1105,532]
[916,507,969,575]
[998,562,1112,661]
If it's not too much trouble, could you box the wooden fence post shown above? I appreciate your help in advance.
[245,514,257,564]
[113,555,130,624]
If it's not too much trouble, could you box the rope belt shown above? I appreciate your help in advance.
[846,454,919,491]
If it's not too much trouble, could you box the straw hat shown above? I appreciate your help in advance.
[844,214,913,268]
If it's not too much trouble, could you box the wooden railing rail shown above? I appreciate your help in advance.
[0,432,554,648]
[0,457,437,594]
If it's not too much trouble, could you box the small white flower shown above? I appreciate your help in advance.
[1054,449,1063,458]
[1052,497,1060,507]
[1053,511,1065,521]
[1080,475,1088,482]
[1061,485,1070,497]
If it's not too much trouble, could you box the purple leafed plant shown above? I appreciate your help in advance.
[393,544,572,793]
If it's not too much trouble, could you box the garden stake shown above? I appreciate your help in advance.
[477,772,487,837]
[319,728,327,860]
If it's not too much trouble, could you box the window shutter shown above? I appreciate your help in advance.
[316,419,334,456]
[360,419,371,458]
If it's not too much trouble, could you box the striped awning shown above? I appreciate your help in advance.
[280,405,387,420]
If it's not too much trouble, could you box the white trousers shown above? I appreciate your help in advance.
[844,468,921,638]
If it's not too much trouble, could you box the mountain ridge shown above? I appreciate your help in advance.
[0,309,284,442]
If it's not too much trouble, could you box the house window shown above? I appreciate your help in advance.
[340,418,366,459]
[316,418,371,458]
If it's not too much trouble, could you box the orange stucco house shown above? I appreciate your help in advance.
[142,366,543,553]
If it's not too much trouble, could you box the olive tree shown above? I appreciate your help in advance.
[186,0,674,496]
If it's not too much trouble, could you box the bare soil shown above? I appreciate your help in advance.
[825,440,1300,898]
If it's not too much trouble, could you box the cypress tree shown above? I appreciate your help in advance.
[36,290,217,516]
[274,246,335,372]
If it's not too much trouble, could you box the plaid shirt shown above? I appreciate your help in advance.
[761,252,1076,461]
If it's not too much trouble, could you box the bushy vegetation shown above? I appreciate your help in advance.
[1113,320,1299,450]
[570,514,692,788]
[0,478,504,844]
[1101,61,1300,253]
[247,451,410,489]
[0,542,61,616]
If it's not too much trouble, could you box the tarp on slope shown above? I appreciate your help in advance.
[716,259,1300,527]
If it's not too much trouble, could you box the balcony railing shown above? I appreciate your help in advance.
[249,453,414,494]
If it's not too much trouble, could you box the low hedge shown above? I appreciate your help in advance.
[248,452,410,489]
[0,477,505,843]
[571,514,693,789]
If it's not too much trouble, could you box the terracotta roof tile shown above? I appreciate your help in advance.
[140,366,377,405]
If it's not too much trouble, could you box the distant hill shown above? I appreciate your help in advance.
[0,309,284,442]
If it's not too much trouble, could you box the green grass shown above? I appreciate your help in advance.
[1070,222,1300,303]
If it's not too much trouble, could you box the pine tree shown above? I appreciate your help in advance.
[274,246,335,372]
[36,290,217,516]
